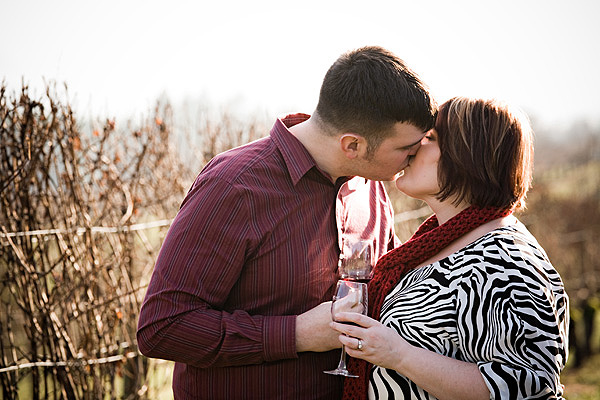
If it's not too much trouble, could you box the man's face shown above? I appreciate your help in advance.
[355,122,426,181]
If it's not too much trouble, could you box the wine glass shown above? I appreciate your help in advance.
[324,280,368,377]
[339,239,374,282]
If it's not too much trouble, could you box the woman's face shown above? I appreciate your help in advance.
[394,129,441,201]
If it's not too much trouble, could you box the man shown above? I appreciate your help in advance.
[137,46,437,399]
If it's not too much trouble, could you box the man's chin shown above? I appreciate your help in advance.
[363,171,404,181]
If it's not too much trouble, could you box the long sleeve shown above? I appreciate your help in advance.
[136,175,297,368]
[456,235,569,399]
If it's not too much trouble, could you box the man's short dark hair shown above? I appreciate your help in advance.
[315,46,437,150]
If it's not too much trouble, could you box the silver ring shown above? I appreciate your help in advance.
[357,339,363,350]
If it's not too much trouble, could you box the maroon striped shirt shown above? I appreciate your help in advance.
[137,114,399,399]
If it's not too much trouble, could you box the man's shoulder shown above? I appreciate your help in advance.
[217,135,273,159]
[202,136,280,179]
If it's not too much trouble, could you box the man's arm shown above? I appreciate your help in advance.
[136,176,300,368]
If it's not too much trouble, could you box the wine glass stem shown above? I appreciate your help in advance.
[336,345,348,370]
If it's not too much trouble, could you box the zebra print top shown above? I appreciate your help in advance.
[369,221,569,399]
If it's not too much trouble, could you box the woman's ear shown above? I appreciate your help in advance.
[340,134,366,159]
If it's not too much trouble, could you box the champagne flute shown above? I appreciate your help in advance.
[324,280,368,377]
[339,239,374,282]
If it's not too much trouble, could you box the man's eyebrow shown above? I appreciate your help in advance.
[401,137,424,149]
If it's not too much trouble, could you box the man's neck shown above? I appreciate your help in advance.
[288,117,345,182]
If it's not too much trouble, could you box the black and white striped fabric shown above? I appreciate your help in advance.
[370,221,569,399]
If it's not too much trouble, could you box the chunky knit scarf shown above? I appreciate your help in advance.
[342,205,512,400]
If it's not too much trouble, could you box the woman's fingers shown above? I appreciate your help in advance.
[334,312,376,326]
[338,334,363,350]
[331,321,363,338]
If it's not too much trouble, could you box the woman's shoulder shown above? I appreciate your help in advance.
[458,220,542,257]
[449,220,563,286]
[471,221,549,264]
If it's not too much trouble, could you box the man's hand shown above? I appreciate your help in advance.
[295,301,342,353]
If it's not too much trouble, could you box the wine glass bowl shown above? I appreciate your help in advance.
[339,240,374,282]
[331,285,367,318]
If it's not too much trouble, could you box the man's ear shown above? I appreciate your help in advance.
[340,134,366,159]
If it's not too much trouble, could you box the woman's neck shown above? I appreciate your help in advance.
[427,200,469,225]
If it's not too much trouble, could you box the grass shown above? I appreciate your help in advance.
[146,360,174,400]
[6,353,595,399]
[562,353,600,400]
[144,355,600,399]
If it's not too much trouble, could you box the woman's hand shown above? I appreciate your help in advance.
[330,311,412,371]
[332,312,490,400]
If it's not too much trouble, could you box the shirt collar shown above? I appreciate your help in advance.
[271,113,332,185]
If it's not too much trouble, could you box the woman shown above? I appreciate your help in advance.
[334,97,569,399]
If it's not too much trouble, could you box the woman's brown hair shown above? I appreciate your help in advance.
[435,97,534,211]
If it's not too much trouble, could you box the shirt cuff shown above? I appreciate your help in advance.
[262,315,298,362]
[477,360,556,399]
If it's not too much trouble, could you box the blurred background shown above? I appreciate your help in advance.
[1,0,599,398]
[2,0,600,130]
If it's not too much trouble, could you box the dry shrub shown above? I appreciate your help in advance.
[0,82,192,399]
[0,81,270,399]
[3,79,596,398]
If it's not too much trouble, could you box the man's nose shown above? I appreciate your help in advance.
[408,142,422,155]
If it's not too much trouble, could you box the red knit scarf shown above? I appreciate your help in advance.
[342,205,512,400]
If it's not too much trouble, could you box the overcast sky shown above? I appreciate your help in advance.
[2,0,599,132]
